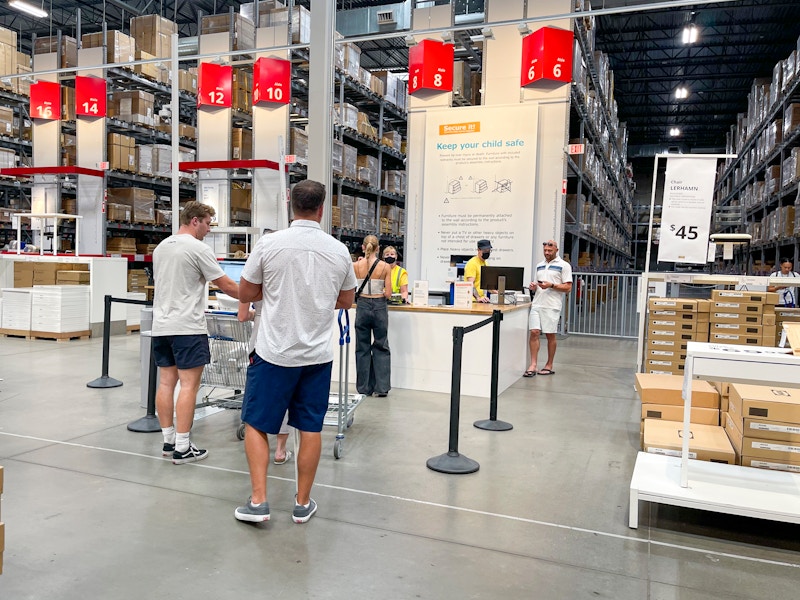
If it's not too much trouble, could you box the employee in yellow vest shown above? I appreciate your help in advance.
[382,245,408,303]
[464,239,492,303]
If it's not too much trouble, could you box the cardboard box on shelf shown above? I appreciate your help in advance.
[178,69,197,95]
[56,270,90,285]
[0,25,16,47]
[133,50,160,80]
[709,332,762,346]
[81,30,136,64]
[109,91,155,127]
[723,411,743,463]
[644,359,684,375]
[231,128,253,160]
[648,298,698,312]
[647,328,696,342]
[711,289,779,304]
[289,127,308,164]
[33,36,78,68]
[200,14,255,51]
[743,417,800,444]
[646,318,697,332]
[230,185,252,210]
[130,14,177,58]
[741,437,800,463]
[709,312,761,325]
[646,338,688,352]
[107,188,156,224]
[729,383,800,425]
[634,373,720,409]
[741,455,800,473]
[643,419,735,464]
[641,404,719,426]
[711,301,766,315]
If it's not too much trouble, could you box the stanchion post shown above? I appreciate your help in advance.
[128,341,161,433]
[475,309,513,431]
[87,294,123,388]
[427,326,480,474]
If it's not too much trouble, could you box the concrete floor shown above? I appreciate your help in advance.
[0,332,799,599]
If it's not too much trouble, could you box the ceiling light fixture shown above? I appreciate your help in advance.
[675,86,689,99]
[682,24,698,44]
[8,0,47,18]
[517,23,532,36]
[404,34,417,48]
[669,127,681,137]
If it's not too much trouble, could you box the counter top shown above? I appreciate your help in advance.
[383,302,529,316]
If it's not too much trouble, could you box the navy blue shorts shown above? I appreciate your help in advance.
[152,334,211,370]
[241,354,332,434]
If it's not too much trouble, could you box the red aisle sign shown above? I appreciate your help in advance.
[253,57,291,106]
[30,81,61,120]
[521,27,574,89]
[407,39,454,95]
[197,62,232,108]
[75,75,107,117]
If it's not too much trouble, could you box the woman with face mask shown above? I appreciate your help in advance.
[382,245,408,303]
[353,235,393,397]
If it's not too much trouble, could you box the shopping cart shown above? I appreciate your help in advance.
[327,308,365,459]
[200,311,252,439]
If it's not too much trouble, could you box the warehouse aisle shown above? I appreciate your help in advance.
[0,333,799,599]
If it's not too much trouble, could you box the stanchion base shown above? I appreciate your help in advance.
[87,375,123,389]
[127,414,161,433]
[474,419,513,431]
[426,451,480,474]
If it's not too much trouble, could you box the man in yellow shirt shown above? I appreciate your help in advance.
[464,239,492,303]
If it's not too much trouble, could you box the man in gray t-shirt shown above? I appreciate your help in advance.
[152,201,239,465]
[234,180,356,525]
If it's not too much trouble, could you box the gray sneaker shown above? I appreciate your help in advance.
[292,498,317,523]
[235,498,270,522]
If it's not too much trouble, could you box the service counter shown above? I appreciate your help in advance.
[331,302,529,398]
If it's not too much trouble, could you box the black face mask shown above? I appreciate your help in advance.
[481,251,491,260]
[384,256,396,264]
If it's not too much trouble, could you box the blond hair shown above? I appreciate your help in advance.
[363,235,379,258]
[382,245,397,258]
[180,201,216,226]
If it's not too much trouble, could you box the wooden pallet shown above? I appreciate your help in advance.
[126,324,141,334]
[0,328,31,339]
[30,330,91,342]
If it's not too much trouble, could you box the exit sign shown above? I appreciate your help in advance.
[568,143,585,155]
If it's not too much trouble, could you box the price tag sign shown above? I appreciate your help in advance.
[408,39,454,95]
[253,57,291,106]
[75,75,107,118]
[197,62,232,108]
[30,81,61,120]
[521,27,574,89]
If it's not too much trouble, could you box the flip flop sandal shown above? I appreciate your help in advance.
[273,449,293,465]
[522,370,537,377]
[537,369,555,375]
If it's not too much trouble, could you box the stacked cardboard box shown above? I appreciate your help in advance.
[709,289,778,346]
[774,307,800,346]
[643,419,736,464]
[231,128,253,160]
[342,144,357,180]
[127,269,149,292]
[233,68,252,113]
[156,120,197,140]
[356,154,379,188]
[0,147,14,169]
[332,195,355,229]
[239,1,286,23]
[289,128,308,164]
[635,373,720,433]
[383,170,406,195]
[725,383,800,472]
[107,203,131,222]
[355,197,376,232]
[645,298,711,374]
[178,69,197,95]
[109,91,155,127]
[107,237,138,254]
[108,133,136,172]
[56,270,90,285]
[201,14,255,51]
[357,112,378,139]
[107,188,157,223]
[381,131,403,152]
[334,103,359,130]
[130,15,177,58]
[61,86,76,122]
[0,28,31,96]
[33,36,78,68]
[133,50,160,80]
[136,145,154,176]
[81,31,136,65]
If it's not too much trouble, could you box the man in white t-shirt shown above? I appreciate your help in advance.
[768,258,799,307]
[524,240,573,377]
[152,201,240,464]
[234,180,356,525]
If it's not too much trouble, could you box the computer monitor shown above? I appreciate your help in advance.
[480,266,525,292]
[450,254,473,278]
[218,259,247,283]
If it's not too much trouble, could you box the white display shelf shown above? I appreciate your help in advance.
[629,342,800,529]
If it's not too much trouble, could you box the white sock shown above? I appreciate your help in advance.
[175,431,191,452]
[162,426,175,445]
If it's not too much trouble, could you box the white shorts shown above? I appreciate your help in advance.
[529,306,561,334]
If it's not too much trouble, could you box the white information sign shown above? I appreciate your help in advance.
[453,282,473,308]
[420,105,538,288]
[412,280,429,307]
[657,156,717,264]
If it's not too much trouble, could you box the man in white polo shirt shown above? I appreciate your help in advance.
[524,239,572,377]
[235,180,356,525]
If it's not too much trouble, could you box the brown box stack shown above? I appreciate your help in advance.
[0,27,18,94]
[289,128,308,164]
[61,86,75,122]
[127,268,149,292]
[356,155,379,188]
[81,31,136,65]
[109,91,155,127]
[178,69,197,95]
[130,15,177,59]
[107,237,138,254]
[56,270,90,285]
[231,128,253,160]
[645,298,711,374]
[774,307,800,346]
[33,36,78,68]
[233,68,252,113]
[108,188,156,223]
[200,14,255,51]
[643,419,735,464]
[381,131,402,152]
[709,289,778,346]
[333,195,355,229]
[107,133,137,172]
[727,383,800,471]
[133,50,160,80]
[13,261,33,287]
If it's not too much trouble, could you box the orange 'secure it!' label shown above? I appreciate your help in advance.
[439,122,480,135]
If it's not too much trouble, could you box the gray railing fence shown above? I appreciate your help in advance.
[563,272,640,338]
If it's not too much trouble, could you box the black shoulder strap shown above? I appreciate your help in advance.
[355,259,382,299]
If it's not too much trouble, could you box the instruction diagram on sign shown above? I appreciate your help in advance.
[420,104,538,287]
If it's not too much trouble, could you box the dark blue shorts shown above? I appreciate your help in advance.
[241,354,332,434]
[152,334,211,370]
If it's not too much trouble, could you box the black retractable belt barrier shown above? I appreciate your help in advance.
[474,310,513,431]
[87,295,152,388]
[128,347,160,433]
